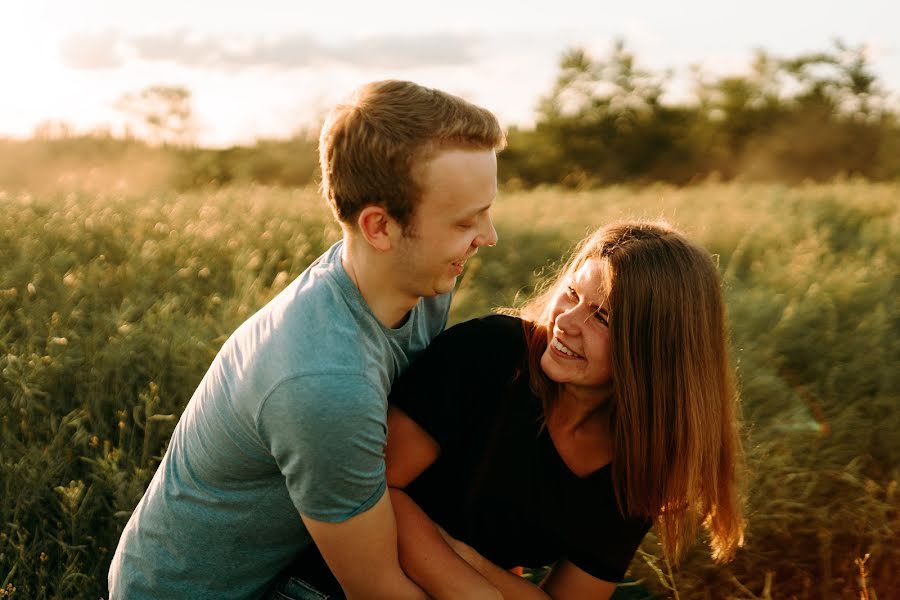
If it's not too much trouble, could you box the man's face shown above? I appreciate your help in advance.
[393,148,498,298]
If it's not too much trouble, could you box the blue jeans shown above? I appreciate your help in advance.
[271,543,345,600]
[268,574,340,600]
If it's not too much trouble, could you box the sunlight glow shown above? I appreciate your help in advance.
[0,0,897,145]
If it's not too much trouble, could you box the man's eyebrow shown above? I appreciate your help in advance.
[458,202,493,218]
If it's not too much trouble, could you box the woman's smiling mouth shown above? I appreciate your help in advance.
[551,337,583,358]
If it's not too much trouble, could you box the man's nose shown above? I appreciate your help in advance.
[477,217,498,247]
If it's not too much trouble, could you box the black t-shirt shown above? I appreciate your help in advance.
[391,314,651,583]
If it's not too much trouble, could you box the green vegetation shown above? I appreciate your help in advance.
[1,182,897,598]
[502,39,900,186]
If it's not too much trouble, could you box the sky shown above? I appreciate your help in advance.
[1,0,897,146]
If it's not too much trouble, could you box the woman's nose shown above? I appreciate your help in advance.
[555,304,582,335]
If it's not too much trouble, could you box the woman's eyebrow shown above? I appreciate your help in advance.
[589,303,609,317]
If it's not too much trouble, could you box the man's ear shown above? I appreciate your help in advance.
[356,206,403,252]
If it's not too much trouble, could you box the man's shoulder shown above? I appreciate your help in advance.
[236,247,366,357]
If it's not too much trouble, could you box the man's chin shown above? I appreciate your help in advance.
[430,276,458,297]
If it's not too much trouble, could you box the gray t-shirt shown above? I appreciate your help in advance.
[108,240,451,600]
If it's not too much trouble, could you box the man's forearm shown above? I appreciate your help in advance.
[389,488,502,600]
[301,491,429,600]
[344,578,428,600]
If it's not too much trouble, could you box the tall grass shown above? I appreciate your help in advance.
[1,181,897,598]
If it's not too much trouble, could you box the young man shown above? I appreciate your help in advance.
[108,80,505,600]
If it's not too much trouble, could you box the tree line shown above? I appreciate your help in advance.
[3,39,898,192]
[501,39,899,186]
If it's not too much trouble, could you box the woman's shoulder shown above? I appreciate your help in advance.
[418,314,530,376]
[443,313,528,343]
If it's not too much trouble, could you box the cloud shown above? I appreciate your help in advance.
[62,30,480,70]
[329,33,480,68]
[60,30,124,69]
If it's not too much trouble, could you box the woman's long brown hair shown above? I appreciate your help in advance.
[510,220,744,563]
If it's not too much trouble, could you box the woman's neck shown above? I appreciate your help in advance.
[546,391,614,476]
[550,386,612,432]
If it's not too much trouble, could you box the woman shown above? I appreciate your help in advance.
[286,220,744,599]
[384,219,744,599]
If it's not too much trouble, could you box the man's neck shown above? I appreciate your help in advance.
[342,237,419,329]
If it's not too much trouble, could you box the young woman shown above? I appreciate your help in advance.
[384,220,745,599]
[281,220,744,599]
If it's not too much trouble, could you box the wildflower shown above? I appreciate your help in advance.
[272,271,289,289]
[63,271,79,287]
[54,480,85,514]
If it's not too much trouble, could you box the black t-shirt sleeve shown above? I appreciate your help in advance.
[389,315,526,452]
[567,515,653,583]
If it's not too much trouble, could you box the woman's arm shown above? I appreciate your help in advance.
[541,561,617,600]
[441,535,617,600]
[386,406,501,599]
[390,488,501,600]
[385,405,441,488]
[387,407,616,600]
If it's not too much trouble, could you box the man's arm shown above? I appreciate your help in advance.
[259,377,427,599]
[301,491,427,600]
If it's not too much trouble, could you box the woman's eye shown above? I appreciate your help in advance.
[595,311,609,326]
[566,286,577,299]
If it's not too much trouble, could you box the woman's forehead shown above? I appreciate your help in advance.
[572,259,609,296]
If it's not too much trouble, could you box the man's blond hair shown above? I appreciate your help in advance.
[319,80,506,231]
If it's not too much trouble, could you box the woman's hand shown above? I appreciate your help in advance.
[435,525,485,570]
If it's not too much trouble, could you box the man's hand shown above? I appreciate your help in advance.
[301,491,428,600]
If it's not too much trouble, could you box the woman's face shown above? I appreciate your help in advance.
[540,259,614,400]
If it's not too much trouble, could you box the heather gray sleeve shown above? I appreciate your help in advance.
[256,373,387,522]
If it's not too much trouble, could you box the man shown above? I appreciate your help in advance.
[108,80,505,599]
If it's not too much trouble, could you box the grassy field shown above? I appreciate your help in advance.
[0,181,897,599]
